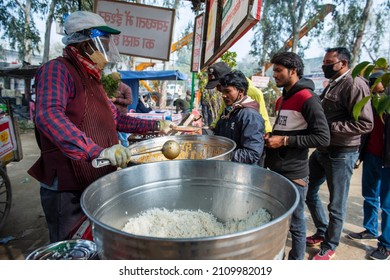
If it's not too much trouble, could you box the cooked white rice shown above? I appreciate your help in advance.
[122,208,272,238]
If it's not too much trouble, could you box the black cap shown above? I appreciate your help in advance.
[369,71,384,87]
[205,62,231,89]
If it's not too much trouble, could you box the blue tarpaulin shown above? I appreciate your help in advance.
[119,70,187,81]
[118,70,188,110]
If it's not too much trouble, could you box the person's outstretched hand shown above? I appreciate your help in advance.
[159,120,176,134]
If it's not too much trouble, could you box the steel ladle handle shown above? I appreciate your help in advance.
[92,158,111,168]
[92,146,163,168]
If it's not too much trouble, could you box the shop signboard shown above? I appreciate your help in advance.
[95,0,175,61]
[201,0,262,69]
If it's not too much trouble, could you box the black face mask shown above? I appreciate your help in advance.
[322,61,341,79]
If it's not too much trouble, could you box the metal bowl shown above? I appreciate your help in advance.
[25,239,98,260]
[81,160,298,260]
[127,135,236,164]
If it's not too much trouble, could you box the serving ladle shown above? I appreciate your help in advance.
[92,140,181,168]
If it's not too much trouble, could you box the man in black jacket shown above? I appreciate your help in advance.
[265,51,330,260]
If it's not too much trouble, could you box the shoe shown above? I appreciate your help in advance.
[306,234,324,247]
[347,230,377,240]
[312,248,336,260]
[369,246,390,260]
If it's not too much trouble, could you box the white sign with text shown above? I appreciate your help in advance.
[95,0,175,61]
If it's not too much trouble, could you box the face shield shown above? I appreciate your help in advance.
[87,29,122,66]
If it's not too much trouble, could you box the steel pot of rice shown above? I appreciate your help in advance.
[126,135,236,164]
[81,160,299,259]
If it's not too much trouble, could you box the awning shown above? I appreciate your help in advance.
[0,65,40,79]
[119,70,188,81]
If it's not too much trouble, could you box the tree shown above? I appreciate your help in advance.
[250,0,322,69]
[0,0,44,63]
[324,0,390,67]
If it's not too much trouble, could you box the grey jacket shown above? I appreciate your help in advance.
[320,73,373,149]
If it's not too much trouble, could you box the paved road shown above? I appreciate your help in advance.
[0,130,380,260]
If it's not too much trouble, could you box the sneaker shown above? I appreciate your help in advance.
[312,248,336,260]
[369,246,390,260]
[347,230,377,240]
[306,234,324,247]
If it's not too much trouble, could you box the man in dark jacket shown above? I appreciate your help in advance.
[173,98,190,115]
[347,71,390,260]
[214,70,264,164]
[305,47,373,260]
[265,51,330,260]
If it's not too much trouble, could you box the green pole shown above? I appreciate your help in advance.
[190,72,195,111]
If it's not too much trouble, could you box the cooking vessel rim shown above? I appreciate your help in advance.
[127,135,237,163]
[81,160,299,242]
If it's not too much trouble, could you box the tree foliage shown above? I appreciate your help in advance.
[250,0,321,69]
[323,0,390,66]
[0,0,44,63]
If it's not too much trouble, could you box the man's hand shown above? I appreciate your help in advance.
[99,144,132,168]
[159,120,176,134]
[265,135,286,149]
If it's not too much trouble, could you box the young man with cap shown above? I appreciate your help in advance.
[206,62,272,134]
[214,70,265,164]
[347,71,390,260]
[28,11,174,243]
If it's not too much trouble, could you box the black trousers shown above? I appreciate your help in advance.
[40,187,84,243]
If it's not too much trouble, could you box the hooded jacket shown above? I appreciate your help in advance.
[214,96,264,164]
[265,78,330,180]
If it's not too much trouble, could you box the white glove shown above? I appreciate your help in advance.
[99,144,132,168]
[159,120,176,134]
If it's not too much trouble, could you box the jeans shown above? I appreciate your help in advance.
[40,181,84,243]
[288,180,308,260]
[362,152,390,249]
[306,149,358,251]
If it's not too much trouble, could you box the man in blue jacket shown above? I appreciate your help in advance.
[214,70,264,165]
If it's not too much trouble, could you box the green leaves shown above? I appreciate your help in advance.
[352,96,371,121]
[101,74,119,98]
[352,57,390,121]
[352,61,370,79]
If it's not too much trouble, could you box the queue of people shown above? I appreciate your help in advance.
[28,10,388,260]
[203,47,387,260]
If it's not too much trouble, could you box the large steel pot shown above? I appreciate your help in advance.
[127,135,236,164]
[81,160,299,260]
